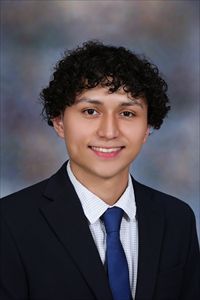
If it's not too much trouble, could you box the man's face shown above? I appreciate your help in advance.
[52,86,149,183]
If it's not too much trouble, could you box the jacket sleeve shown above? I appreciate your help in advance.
[179,209,200,299]
[0,217,28,300]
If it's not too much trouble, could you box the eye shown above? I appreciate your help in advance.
[120,111,135,118]
[82,108,98,116]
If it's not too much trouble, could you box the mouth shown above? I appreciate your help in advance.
[89,146,125,158]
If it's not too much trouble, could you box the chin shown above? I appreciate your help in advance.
[91,165,129,180]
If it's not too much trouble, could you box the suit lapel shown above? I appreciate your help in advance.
[39,163,164,300]
[133,179,165,300]
[40,163,113,300]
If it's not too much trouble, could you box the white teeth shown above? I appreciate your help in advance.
[91,147,122,153]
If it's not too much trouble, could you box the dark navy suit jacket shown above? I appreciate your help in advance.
[1,162,200,300]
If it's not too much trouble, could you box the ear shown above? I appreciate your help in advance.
[143,126,150,144]
[51,115,65,139]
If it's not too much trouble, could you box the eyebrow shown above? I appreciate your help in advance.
[75,98,144,109]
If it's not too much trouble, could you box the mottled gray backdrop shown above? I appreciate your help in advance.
[1,0,199,239]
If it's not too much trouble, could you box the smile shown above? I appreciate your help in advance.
[91,146,122,153]
[89,146,124,159]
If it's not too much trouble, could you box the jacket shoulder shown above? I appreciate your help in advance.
[0,178,49,217]
[133,179,195,219]
[1,162,68,222]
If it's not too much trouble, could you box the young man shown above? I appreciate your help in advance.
[1,41,199,300]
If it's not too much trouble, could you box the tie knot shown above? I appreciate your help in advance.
[101,207,124,234]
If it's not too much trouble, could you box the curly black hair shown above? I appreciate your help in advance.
[40,40,170,129]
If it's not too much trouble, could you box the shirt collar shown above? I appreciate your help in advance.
[67,161,136,224]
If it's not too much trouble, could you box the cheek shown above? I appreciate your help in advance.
[64,122,91,148]
[123,123,147,142]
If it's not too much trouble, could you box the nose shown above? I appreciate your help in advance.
[97,114,119,139]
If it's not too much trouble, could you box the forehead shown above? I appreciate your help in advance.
[75,86,147,108]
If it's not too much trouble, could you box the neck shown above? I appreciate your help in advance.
[70,163,129,206]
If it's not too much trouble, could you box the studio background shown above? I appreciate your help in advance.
[1,0,199,239]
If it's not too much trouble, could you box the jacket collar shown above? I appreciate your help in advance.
[41,162,164,300]
[40,162,113,300]
[133,179,164,300]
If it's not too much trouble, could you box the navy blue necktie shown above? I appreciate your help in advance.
[102,207,132,300]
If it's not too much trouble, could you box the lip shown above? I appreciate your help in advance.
[89,146,125,159]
